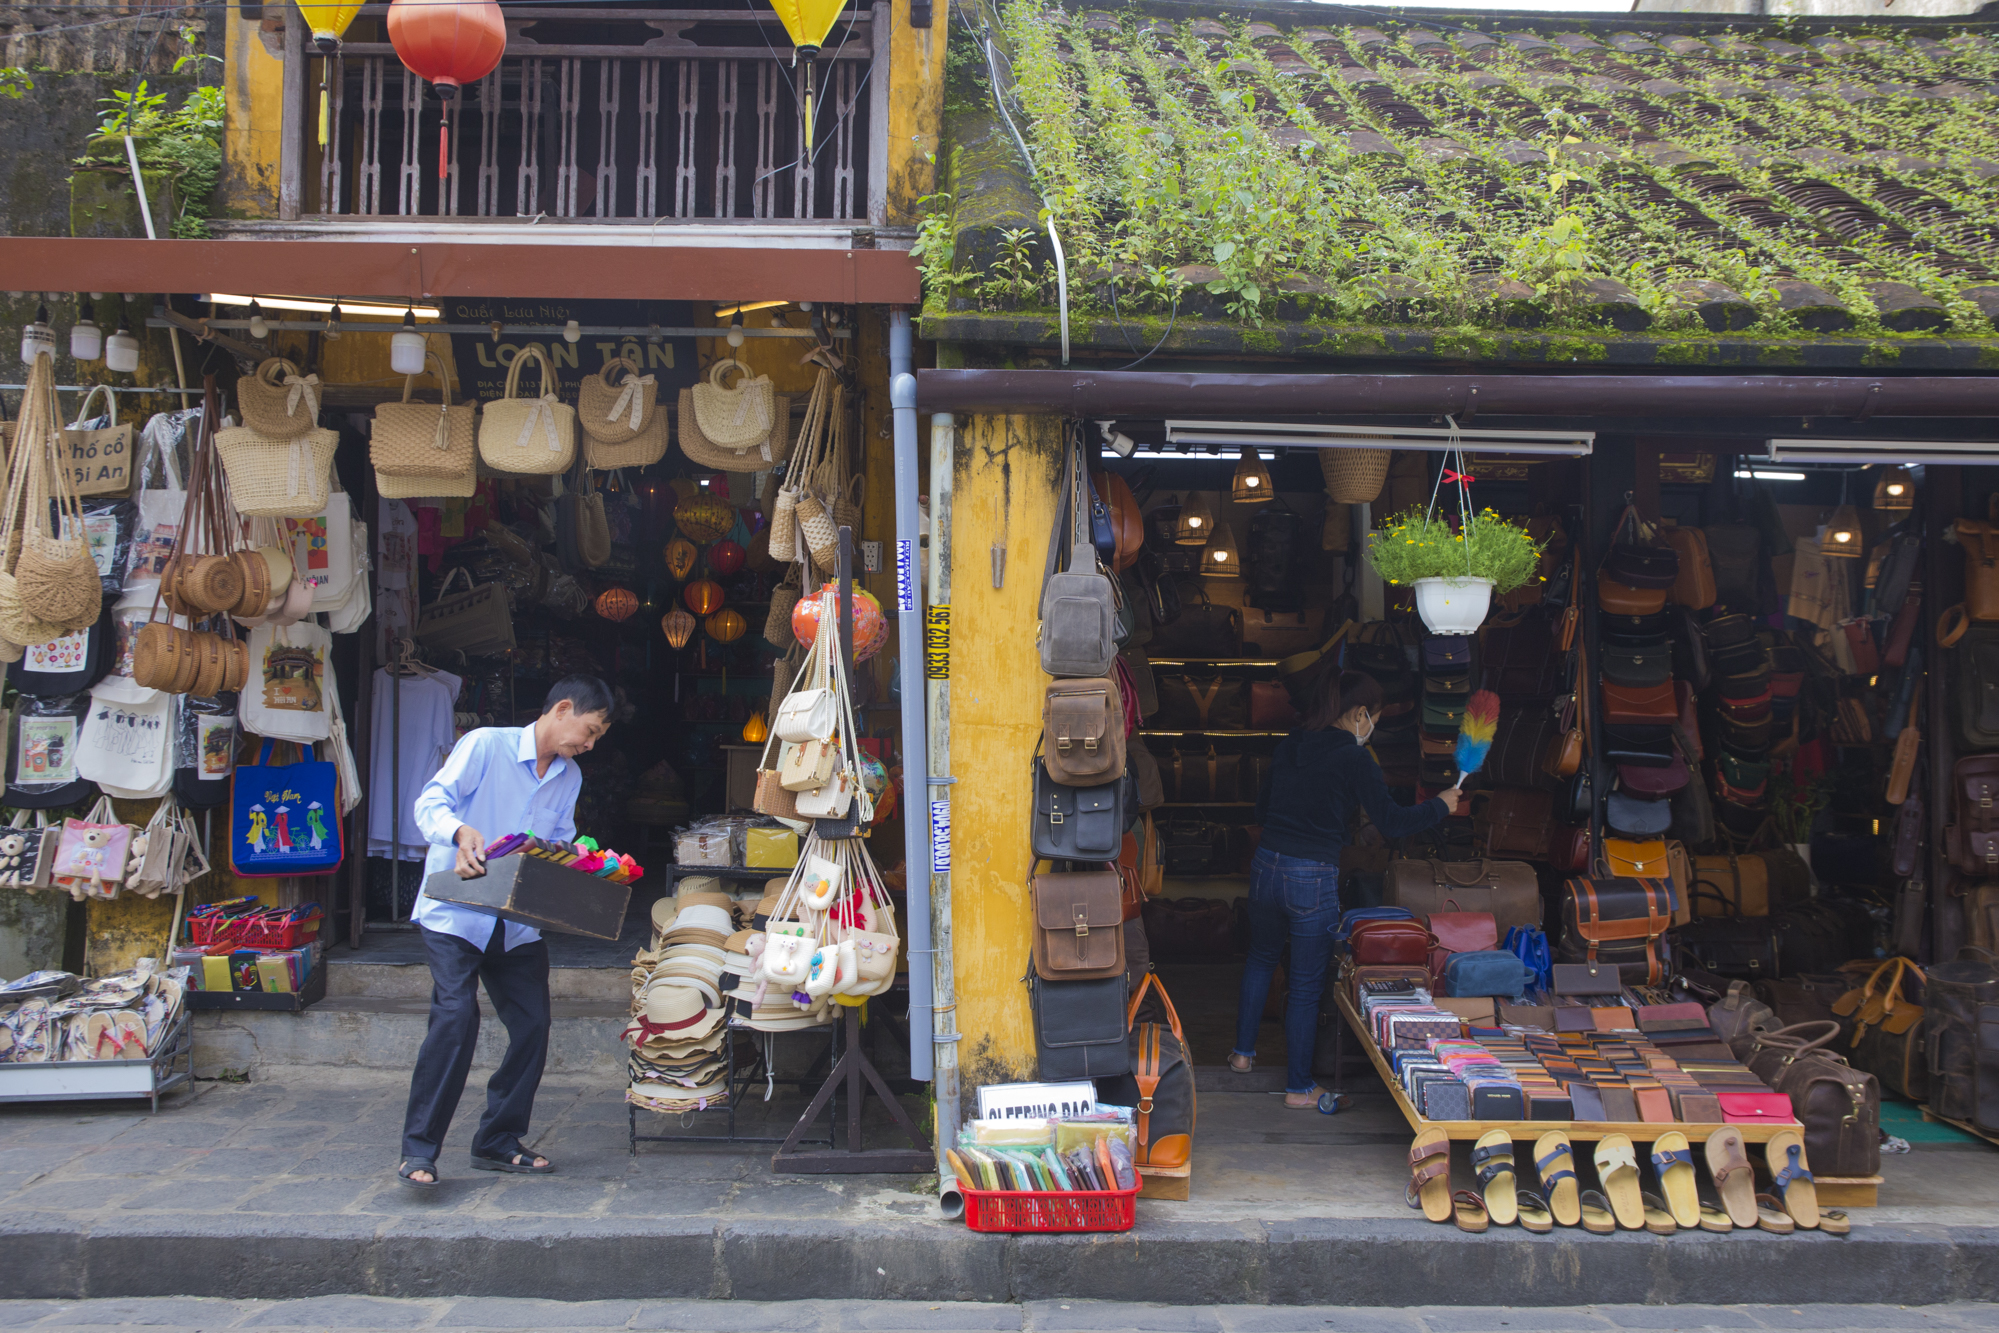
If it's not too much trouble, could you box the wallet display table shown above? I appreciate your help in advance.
[1331,989,1804,1146]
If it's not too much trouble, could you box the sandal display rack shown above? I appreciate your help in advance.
[0,1009,192,1113]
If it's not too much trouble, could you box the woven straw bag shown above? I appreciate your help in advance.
[372,353,477,480]
[236,357,323,441]
[479,344,575,475]
[1321,447,1391,504]
[7,353,102,634]
[679,361,791,472]
[765,569,800,648]
[578,356,663,452]
[216,424,337,518]
[377,466,478,501]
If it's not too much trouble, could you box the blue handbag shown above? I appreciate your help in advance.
[1444,950,1538,999]
[1334,905,1413,947]
[1503,924,1553,990]
[230,739,342,878]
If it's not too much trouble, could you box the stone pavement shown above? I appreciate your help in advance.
[4,1070,1999,1306]
[3,1301,1999,1333]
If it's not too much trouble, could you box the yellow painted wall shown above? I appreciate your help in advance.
[219,6,282,219]
[947,412,1060,1091]
[886,0,949,223]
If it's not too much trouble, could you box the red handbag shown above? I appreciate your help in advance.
[1249,679,1299,729]
[1349,918,1434,966]
[1602,681,1676,725]
[1548,825,1591,872]
[1425,908,1498,954]
[1720,689,1773,718]
[1718,1091,1797,1126]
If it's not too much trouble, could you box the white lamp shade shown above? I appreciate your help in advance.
[20,321,54,365]
[390,329,428,375]
[69,320,102,361]
[105,329,140,372]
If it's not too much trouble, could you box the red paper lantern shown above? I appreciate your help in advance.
[683,579,724,616]
[708,539,747,576]
[594,588,638,622]
[791,587,889,663]
[706,609,746,644]
[388,0,505,94]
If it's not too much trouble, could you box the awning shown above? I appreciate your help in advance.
[0,238,920,305]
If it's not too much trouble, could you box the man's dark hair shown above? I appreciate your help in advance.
[543,675,615,718]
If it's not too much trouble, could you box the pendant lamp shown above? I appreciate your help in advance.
[763,0,847,154]
[386,0,506,181]
[1823,472,1863,560]
[1873,466,1915,511]
[1202,521,1241,577]
[661,607,696,648]
[1231,450,1274,504]
[1174,491,1216,545]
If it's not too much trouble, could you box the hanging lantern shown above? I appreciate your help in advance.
[661,607,696,648]
[1203,521,1242,577]
[1823,505,1865,559]
[1175,491,1216,544]
[707,608,747,644]
[1231,450,1274,504]
[1873,466,1916,511]
[709,538,747,576]
[742,710,769,744]
[299,0,363,146]
[664,537,699,581]
[594,587,639,622]
[386,0,506,182]
[764,0,847,157]
[674,492,734,544]
[792,587,889,662]
[683,578,725,616]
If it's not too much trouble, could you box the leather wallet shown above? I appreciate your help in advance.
[1675,1092,1724,1123]
[1551,962,1620,994]
[1529,1092,1575,1120]
[1555,1008,1599,1032]
[1499,1003,1556,1030]
[1634,1002,1707,1027]
[1592,1006,1637,1031]
[1471,1084,1526,1119]
[1718,1091,1794,1123]
[1565,1081,1607,1121]
[1597,1084,1641,1122]
[1635,1085,1676,1123]
[1437,996,1498,1023]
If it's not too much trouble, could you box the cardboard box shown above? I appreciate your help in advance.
[424,853,632,940]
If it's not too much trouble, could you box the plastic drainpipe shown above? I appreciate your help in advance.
[982,33,1069,366]
[889,313,936,1097]
[927,406,962,1217]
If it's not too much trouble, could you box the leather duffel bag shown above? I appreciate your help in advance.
[1672,890,1780,981]
[1832,957,1928,1103]
[1142,896,1235,962]
[1755,973,1850,1030]
[1109,970,1195,1171]
[1774,899,1871,977]
[1384,857,1541,934]
[1925,956,1999,1126]
[1709,978,1779,1059]
[1745,1021,1881,1178]
[1558,875,1675,985]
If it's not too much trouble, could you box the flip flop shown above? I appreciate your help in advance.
[1650,1131,1700,1230]
[1820,1209,1851,1236]
[1698,1203,1735,1233]
[1473,1129,1518,1226]
[1704,1125,1759,1229]
[1534,1129,1582,1228]
[1767,1130,1819,1229]
[1755,1192,1796,1234]
[470,1150,555,1174]
[1453,1189,1490,1233]
[1515,1189,1554,1234]
[1594,1133,1645,1231]
[1640,1191,1679,1236]
[1405,1128,1453,1224]
[1578,1189,1617,1235]
[397,1158,441,1190]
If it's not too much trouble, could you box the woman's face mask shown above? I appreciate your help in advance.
[1351,710,1376,744]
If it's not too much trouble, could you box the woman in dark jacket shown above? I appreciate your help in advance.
[1231,669,1459,1106]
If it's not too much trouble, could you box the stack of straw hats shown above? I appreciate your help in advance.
[622,890,734,1112]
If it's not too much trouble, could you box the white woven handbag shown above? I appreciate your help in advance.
[478,344,575,475]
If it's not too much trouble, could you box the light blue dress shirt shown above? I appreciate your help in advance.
[411,725,580,951]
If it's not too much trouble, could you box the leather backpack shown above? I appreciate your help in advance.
[1030,864,1127,981]
[1487,707,1559,791]
[1109,970,1194,1172]
[1040,439,1119,678]
[1945,754,1999,873]
[1745,1022,1881,1178]
[1031,761,1129,861]
[1041,674,1126,787]
[1956,519,1999,622]
[1247,506,1303,610]
[1949,623,1999,750]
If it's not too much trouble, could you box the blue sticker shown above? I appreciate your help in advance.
[896,539,917,614]
[929,799,951,874]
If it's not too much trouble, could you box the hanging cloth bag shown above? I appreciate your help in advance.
[242,619,332,743]
[122,408,193,594]
[230,737,343,877]
[62,384,136,498]
[12,603,110,698]
[0,809,59,890]
[76,690,172,799]
[581,356,669,469]
[479,344,575,475]
[6,690,95,809]
[371,352,477,480]
[173,690,238,808]
[49,794,138,900]
[284,493,358,610]
[236,357,323,441]
[7,353,104,636]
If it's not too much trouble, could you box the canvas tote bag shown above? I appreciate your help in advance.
[77,690,172,799]
[243,620,332,743]
[62,385,136,498]
[122,408,194,595]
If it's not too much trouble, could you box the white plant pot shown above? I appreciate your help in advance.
[1413,576,1494,635]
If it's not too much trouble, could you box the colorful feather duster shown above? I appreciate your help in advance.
[1453,690,1501,783]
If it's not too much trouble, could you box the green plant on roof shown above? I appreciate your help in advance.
[1363,506,1544,594]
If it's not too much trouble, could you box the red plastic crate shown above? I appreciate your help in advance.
[960,1182,1140,1233]
[239,913,322,950]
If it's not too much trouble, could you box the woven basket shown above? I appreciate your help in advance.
[228,549,272,619]
[753,768,801,820]
[690,359,776,448]
[478,345,575,476]
[181,552,243,614]
[133,622,198,692]
[377,467,479,501]
[1321,448,1392,505]
[765,573,800,648]
[216,426,338,518]
[0,571,64,646]
[831,474,863,533]
[373,354,477,480]
[16,537,100,632]
[585,410,667,470]
[769,488,798,564]
[678,387,792,472]
[796,492,840,573]
[237,358,323,441]
[578,356,657,449]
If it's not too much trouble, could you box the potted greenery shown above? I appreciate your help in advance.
[1364,506,1545,634]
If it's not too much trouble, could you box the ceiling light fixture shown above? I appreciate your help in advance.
[714,300,789,317]
[1872,465,1916,511]
[1766,437,1995,466]
[1167,420,1594,456]
[1174,491,1215,544]
[1231,448,1274,503]
[206,293,441,319]
[1823,472,1864,560]
[1202,521,1241,576]
[69,299,101,361]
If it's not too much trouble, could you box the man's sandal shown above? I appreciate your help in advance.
[1472,1129,1518,1226]
[1453,1190,1490,1233]
[471,1149,555,1174]
[1405,1128,1453,1223]
[398,1158,441,1190]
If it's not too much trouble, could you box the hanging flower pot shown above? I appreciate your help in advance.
[1411,576,1494,635]
[1365,503,1543,638]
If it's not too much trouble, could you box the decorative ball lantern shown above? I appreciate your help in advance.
[683,579,725,616]
[386,0,506,180]
[594,587,639,622]
[661,607,696,648]
[664,538,698,581]
[706,608,746,644]
[708,538,747,576]
[674,492,733,544]
[792,588,889,663]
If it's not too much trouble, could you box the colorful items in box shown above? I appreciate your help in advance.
[483,832,645,884]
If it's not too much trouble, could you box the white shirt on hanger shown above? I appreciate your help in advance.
[366,665,463,861]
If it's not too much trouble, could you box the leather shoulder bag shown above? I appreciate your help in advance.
[1030,862,1127,981]
[1028,967,1132,1081]
[1039,436,1119,678]
[1041,673,1127,787]
[1745,1021,1881,1178]
[1031,759,1129,861]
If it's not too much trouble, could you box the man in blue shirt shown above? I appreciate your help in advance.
[397,675,614,1189]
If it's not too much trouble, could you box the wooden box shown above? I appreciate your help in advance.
[424,854,632,940]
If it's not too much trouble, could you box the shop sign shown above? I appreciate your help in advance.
[976,1081,1097,1121]
[446,299,699,409]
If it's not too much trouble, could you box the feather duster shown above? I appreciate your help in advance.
[1453,689,1501,782]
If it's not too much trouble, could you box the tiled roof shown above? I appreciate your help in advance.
[934,4,1999,356]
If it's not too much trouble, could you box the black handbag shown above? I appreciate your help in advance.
[1606,724,1675,766]
[1606,506,1681,590]
[1601,640,1672,688]
[1161,818,1217,876]
[1028,968,1132,1080]
[1606,789,1672,837]
[1031,761,1130,861]
[1600,611,1671,646]
[1668,605,1711,691]
[1148,585,1241,657]
[1672,887,1781,979]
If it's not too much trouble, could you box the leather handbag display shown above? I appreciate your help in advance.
[1925,957,1999,1128]
[1600,610,1672,646]
[1673,892,1781,979]
[1350,917,1436,966]
[1041,675,1126,787]
[1382,857,1542,932]
[1832,957,1928,1102]
[1487,707,1559,790]
[1604,506,1680,589]
[1154,675,1250,731]
[1602,681,1677,725]
[1661,524,1716,609]
[1476,788,1557,860]
[1148,584,1242,657]
[1109,970,1194,1170]
[1955,519,1999,622]
[1028,969,1132,1080]
[1031,762,1129,861]
[1602,641,1672,688]
[1597,570,1667,616]
[1744,1022,1881,1178]
[1039,438,1119,679]
[1607,790,1671,838]
[1480,609,1563,699]
[1248,679,1298,729]
[1559,875,1674,985]
[1030,865,1127,981]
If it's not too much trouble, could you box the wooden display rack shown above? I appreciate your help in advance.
[1919,1103,1999,1148]
[1138,1162,1191,1200]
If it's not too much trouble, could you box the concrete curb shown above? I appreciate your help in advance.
[5,1216,1999,1306]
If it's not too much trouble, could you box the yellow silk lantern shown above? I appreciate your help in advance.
[664,537,699,581]
[298,0,362,146]
[594,587,639,622]
[707,608,747,644]
[661,608,696,648]
[674,493,733,545]
[765,0,847,153]
[743,710,769,744]
[683,579,725,616]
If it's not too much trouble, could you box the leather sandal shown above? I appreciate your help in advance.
[471,1149,554,1174]
[1453,1189,1490,1233]
[1228,1053,1253,1074]
[1533,1130,1582,1227]
[1284,1085,1329,1109]
[398,1158,441,1190]
[1473,1129,1517,1226]
[1767,1131,1819,1229]
[1697,1202,1734,1233]
[1755,1192,1797,1234]
[1577,1189,1617,1235]
[1405,1128,1453,1223]
[1593,1133,1644,1230]
[1704,1125,1759,1229]
[1640,1191,1679,1236]
[1515,1189,1554,1234]
[1819,1209,1851,1236]
[1650,1131,1700,1230]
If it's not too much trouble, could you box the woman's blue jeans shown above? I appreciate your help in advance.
[1232,846,1340,1095]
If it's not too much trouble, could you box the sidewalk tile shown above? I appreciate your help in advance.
[241,1295,441,1328]
[437,1297,639,1327]
[233,1178,380,1214]
[12,1180,139,1212]
[1421,1312,1614,1333]
[1027,1301,1224,1332]
[1594,1309,1765,1330]
[1747,1309,1955,1330]
[1221,1311,1425,1333]
[0,1303,67,1328]
[634,1303,823,1332]
[116,1180,249,1212]
[846,1301,1024,1330]
[33,1297,249,1326]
